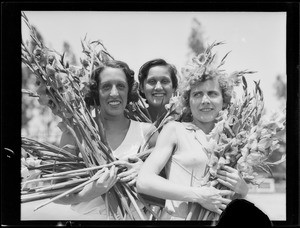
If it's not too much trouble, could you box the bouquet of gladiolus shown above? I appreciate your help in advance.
[182,42,286,221]
[185,76,286,221]
[21,12,157,220]
[21,137,88,202]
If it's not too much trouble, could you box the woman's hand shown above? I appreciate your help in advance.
[216,165,249,198]
[76,166,118,202]
[113,156,143,186]
[192,185,233,215]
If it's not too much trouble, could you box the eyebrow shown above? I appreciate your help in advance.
[100,80,127,85]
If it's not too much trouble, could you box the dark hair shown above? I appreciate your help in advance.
[84,60,139,107]
[138,58,178,99]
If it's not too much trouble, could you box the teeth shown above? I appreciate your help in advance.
[201,108,212,111]
[153,94,164,97]
[109,101,120,105]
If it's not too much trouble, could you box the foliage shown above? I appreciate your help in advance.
[21,12,155,220]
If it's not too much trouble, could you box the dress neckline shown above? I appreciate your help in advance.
[112,119,132,154]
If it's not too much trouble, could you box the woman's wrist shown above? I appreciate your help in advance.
[183,186,203,203]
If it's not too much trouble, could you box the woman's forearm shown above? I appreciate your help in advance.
[136,172,198,203]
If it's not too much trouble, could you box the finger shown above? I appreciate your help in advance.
[127,178,136,186]
[117,169,134,179]
[216,209,223,215]
[111,160,128,167]
[217,177,235,187]
[217,172,236,182]
[219,190,234,197]
[95,167,107,176]
[217,170,236,179]
[107,174,118,188]
[221,165,236,173]
[210,180,218,187]
[120,173,136,182]
[217,170,227,176]
[109,165,117,179]
[97,169,110,182]
[220,204,227,210]
[127,156,139,163]
[219,197,231,205]
[217,178,231,189]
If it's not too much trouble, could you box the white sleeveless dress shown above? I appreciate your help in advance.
[159,122,211,220]
[70,120,153,220]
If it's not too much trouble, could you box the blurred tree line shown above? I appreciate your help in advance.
[21,26,77,145]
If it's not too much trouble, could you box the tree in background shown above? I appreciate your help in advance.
[22,27,78,145]
[187,18,206,59]
[268,74,286,182]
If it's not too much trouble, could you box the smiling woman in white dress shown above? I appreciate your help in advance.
[55,60,156,219]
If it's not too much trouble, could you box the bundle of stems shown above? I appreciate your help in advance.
[21,12,154,220]
[22,136,90,202]
[185,75,286,221]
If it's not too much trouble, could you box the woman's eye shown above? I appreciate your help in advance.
[101,84,111,90]
[147,79,156,85]
[193,92,202,97]
[209,91,219,97]
[161,79,170,84]
[117,84,126,89]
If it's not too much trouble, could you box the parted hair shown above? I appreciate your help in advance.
[138,58,179,99]
[84,60,139,107]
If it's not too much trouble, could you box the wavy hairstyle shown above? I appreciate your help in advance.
[179,42,252,120]
[84,60,139,107]
[181,72,234,113]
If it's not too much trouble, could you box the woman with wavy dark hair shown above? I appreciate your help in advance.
[138,58,179,122]
[56,60,156,219]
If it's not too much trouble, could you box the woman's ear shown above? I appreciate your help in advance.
[139,83,145,94]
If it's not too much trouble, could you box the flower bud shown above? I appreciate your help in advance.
[33,47,47,67]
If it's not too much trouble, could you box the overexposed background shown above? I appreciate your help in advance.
[21,11,287,221]
[21,11,286,114]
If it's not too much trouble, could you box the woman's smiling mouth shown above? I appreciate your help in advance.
[152,93,165,97]
[108,100,121,106]
[200,108,213,112]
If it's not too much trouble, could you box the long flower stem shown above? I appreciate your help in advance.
[22,172,88,189]
[123,186,146,220]
[34,171,104,211]
[36,177,89,192]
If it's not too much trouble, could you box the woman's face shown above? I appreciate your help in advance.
[141,65,174,107]
[98,67,129,117]
[189,78,223,125]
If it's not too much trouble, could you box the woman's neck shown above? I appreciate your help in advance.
[192,119,215,135]
[101,114,130,132]
[148,105,167,122]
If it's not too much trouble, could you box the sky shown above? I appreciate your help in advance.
[21,11,286,114]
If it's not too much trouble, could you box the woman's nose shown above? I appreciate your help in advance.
[154,81,163,90]
[201,94,210,104]
[110,85,119,96]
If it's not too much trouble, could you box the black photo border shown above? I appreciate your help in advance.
[1,1,299,227]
